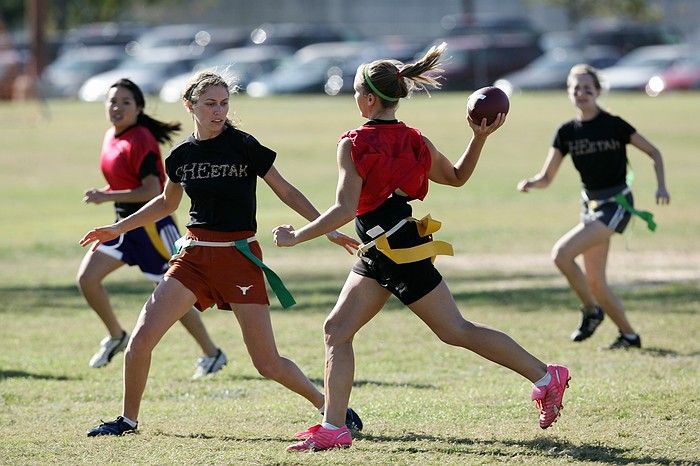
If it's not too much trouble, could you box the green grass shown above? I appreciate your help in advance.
[0,93,698,465]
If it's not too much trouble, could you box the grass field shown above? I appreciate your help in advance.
[0,91,698,465]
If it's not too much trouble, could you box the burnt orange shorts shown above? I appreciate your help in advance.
[165,227,269,311]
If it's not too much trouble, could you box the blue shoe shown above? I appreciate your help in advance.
[87,416,137,437]
[345,407,363,432]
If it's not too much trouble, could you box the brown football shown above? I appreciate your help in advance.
[467,86,509,125]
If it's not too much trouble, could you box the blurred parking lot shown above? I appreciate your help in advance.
[1,12,699,102]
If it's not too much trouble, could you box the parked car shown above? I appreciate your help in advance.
[575,19,683,55]
[247,41,370,97]
[646,52,700,95]
[494,46,620,94]
[78,47,198,101]
[324,37,427,95]
[247,22,361,51]
[40,45,125,98]
[600,44,689,91]
[60,22,149,52]
[130,23,248,59]
[426,34,542,91]
[159,45,292,102]
[0,37,23,99]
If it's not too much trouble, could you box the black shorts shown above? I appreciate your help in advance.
[352,222,443,305]
[581,185,633,234]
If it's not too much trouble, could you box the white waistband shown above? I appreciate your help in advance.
[175,235,257,251]
[358,218,409,256]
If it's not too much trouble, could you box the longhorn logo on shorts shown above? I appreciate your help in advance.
[236,285,254,295]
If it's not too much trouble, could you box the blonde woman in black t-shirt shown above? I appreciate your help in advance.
[518,64,670,349]
[79,71,362,437]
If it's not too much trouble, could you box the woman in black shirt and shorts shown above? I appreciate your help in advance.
[518,64,670,349]
[80,71,360,437]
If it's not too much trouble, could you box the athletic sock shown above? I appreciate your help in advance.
[321,422,340,430]
[121,416,138,428]
[623,332,638,340]
[534,371,552,387]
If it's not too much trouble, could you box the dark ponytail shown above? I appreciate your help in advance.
[109,79,181,144]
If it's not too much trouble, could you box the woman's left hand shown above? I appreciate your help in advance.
[656,187,671,205]
[325,230,360,254]
[467,112,506,136]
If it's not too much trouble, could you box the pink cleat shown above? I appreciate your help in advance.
[293,424,321,439]
[287,425,352,452]
[531,364,570,429]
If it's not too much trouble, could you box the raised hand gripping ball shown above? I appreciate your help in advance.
[467,86,509,125]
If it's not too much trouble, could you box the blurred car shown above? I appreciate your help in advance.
[247,41,370,97]
[0,38,23,99]
[78,47,198,101]
[129,23,248,59]
[327,37,427,95]
[646,52,700,95]
[40,45,125,98]
[441,13,541,42]
[600,44,689,91]
[60,22,149,52]
[246,22,360,51]
[575,19,683,55]
[427,33,542,91]
[159,45,293,102]
[494,46,620,94]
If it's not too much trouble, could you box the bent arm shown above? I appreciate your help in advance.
[428,113,505,187]
[517,147,564,192]
[79,178,183,248]
[630,132,670,204]
[276,139,361,245]
[264,165,324,223]
[83,175,162,205]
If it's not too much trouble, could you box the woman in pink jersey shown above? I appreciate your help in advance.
[274,43,571,451]
[77,79,228,380]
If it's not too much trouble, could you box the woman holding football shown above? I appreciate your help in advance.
[274,43,570,452]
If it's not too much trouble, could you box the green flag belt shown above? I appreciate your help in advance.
[173,236,296,309]
[584,187,656,232]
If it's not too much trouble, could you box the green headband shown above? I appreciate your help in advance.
[363,66,400,102]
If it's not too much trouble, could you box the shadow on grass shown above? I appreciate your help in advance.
[359,432,690,465]
[151,430,689,464]
[0,369,76,381]
[1,273,697,317]
[219,374,436,389]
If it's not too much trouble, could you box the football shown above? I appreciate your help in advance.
[466,86,509,125]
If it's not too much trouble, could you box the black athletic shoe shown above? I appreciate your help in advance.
[345,407,363,432]
[571,306,605,342]
[87,416,137,437]
[608,333,642,350]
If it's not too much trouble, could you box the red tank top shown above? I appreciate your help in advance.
[100,125,165,191]
[341,122,431,215]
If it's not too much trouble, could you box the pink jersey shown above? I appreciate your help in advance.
[99,125,165,191]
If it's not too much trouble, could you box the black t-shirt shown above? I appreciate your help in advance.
[553,110,636,190]
[165,125,276,231]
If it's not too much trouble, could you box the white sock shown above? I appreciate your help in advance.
[321,422,340,430]
[121,415,138,427]
[534,372,552,387]
[623,332,638,340]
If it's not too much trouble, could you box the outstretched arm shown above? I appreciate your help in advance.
[630,132,670,204]
[83,175,161,205]
[272,138,361,251]
[264,158,359,253]
[79,178,183,250]
[517,147,564,192]
[428,113,505,187]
